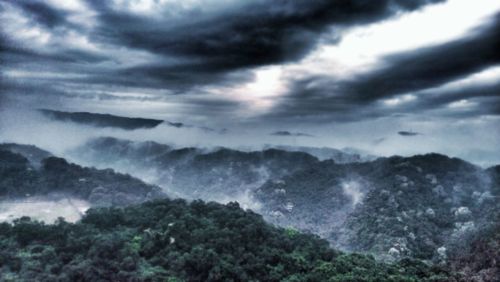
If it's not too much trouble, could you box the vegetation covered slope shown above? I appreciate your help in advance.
[0,199,452,281]
[0,149,164,206]
[256,154,499,262]
[447,166,500,281]
[0,143,52,168]
[71,138,499,266]
[447,222,500,281]
[72,137,319,203]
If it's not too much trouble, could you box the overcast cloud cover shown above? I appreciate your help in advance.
[1,0,499,165]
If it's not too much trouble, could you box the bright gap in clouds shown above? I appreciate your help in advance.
[448,99,476,109]
[383,94,417,107]
[210,66,286,117]
[299,0,500,78]
[379,66,500,108]
[231,0,500,117]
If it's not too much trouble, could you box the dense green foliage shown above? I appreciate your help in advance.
[0,199,452,281]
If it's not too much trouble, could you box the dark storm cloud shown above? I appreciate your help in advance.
[347,13,500,102]
[0,0,447,109]
[5,0,499,125]
[397,82,500,116]
[113,63,255,91]
[83,0,444,87]
[0,4,104,66]
[6,0,69,28]
[0,43,107,65]
[268,13,500,122]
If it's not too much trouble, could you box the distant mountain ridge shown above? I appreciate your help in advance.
[38,109,229,133]
[264,144,377,162]
[39,109,164,130]
[71,137,319,204]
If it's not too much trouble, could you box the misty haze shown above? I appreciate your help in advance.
[1,0,499,281]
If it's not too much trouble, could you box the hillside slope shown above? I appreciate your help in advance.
[70,137,499,266]
[0,199,452,281]
[0,148,164,207]
[257,154,498,262]
[72,137,319,206]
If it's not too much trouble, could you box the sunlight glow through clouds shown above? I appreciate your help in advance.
[218,0,500,119]
[448,99,476,109]
[243,0,500,116]
[295,0,500,78]
[383,94,417,106]
[211,66,286,116]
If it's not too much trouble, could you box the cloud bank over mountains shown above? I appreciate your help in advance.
[1,0,499,162]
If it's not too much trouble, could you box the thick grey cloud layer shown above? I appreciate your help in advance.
[84,0,444,87]
[10,1,69,28]
[1,0,444,90]
[1,0,499,128]
[347,13,500,102]
[267,12,500,122]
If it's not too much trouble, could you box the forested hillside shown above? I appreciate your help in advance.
[0,199,452,281]
[258,154,499,262]
[72,137,319,204]
[0,149,164,207]
[71,138,499,266]
[1,142,498,281]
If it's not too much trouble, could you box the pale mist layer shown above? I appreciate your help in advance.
[0,107,498,167]
[0,197,90,223]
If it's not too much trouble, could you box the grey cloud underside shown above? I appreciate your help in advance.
[1,0,445,92]
[267,13,500,121]
[399,82,500,116]
[86,0,444,81]
[2,0,499,124]
[348,14,500,102]
[6,0,68,29]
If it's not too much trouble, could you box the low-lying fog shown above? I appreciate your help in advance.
[0,107,498,223]
[1,107,499,167]
[0,197,90,223]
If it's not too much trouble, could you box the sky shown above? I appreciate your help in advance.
[0,0,499,164]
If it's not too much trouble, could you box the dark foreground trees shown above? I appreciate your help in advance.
[0,199,452,281]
